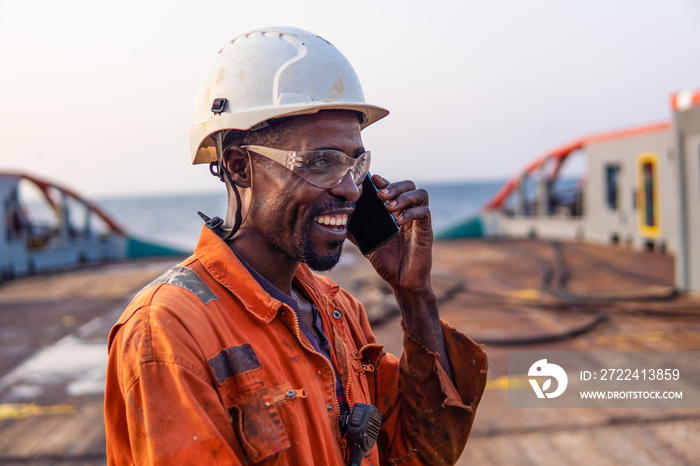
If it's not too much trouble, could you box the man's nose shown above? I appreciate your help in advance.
[329,171,361,202]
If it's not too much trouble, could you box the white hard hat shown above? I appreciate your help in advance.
[189,26,390,165]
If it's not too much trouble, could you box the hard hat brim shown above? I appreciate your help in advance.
[190,102,389,165]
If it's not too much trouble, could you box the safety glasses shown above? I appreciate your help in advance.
[241,145,371,189]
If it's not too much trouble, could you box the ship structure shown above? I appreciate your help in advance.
[440,88,700,293]
[0,172,183,282]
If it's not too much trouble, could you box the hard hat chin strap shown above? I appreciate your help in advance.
[213,131,243,241]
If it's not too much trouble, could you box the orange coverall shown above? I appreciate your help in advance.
[104,226,488,465]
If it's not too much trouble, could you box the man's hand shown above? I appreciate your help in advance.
[361,174,455,382]
[365,174,433,295]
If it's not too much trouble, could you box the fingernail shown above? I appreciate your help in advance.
[379,189,389,195]
[387,200,397,207]
[397,214,405,222]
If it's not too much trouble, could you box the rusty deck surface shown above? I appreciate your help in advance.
[1,239,699,465]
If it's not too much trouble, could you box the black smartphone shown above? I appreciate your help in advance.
[348,174,400,255]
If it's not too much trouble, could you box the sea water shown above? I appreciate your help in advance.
[98,180,505,252]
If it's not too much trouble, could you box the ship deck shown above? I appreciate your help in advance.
[0,239,698,465]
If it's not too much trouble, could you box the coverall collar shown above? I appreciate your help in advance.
[194,226,340,323]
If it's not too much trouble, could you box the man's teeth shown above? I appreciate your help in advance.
[315,215,348,227]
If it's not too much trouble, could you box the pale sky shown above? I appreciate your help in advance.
[1,0,699,198]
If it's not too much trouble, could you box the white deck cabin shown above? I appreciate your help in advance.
[481,88,700,293]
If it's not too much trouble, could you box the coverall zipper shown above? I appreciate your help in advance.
[280,303,344,441]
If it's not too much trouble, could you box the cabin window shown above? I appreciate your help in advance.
[605,164,620,209]
[636,152,660,238]
[643,162,655,227]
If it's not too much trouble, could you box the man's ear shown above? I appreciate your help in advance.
[222,146,252,188]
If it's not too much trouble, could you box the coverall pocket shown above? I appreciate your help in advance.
[227,387,291,463]
[358,344,385,394]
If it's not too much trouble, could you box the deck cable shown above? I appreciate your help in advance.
[428,240,691,345]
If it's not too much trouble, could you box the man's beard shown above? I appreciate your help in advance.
[261,199,354,272]
[302,234,344,271]
[299,200,354,271]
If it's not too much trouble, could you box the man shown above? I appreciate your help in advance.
[105,27,487,465]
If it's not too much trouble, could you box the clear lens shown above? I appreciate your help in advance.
[243,145,371,188]
[297,150,370,187]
